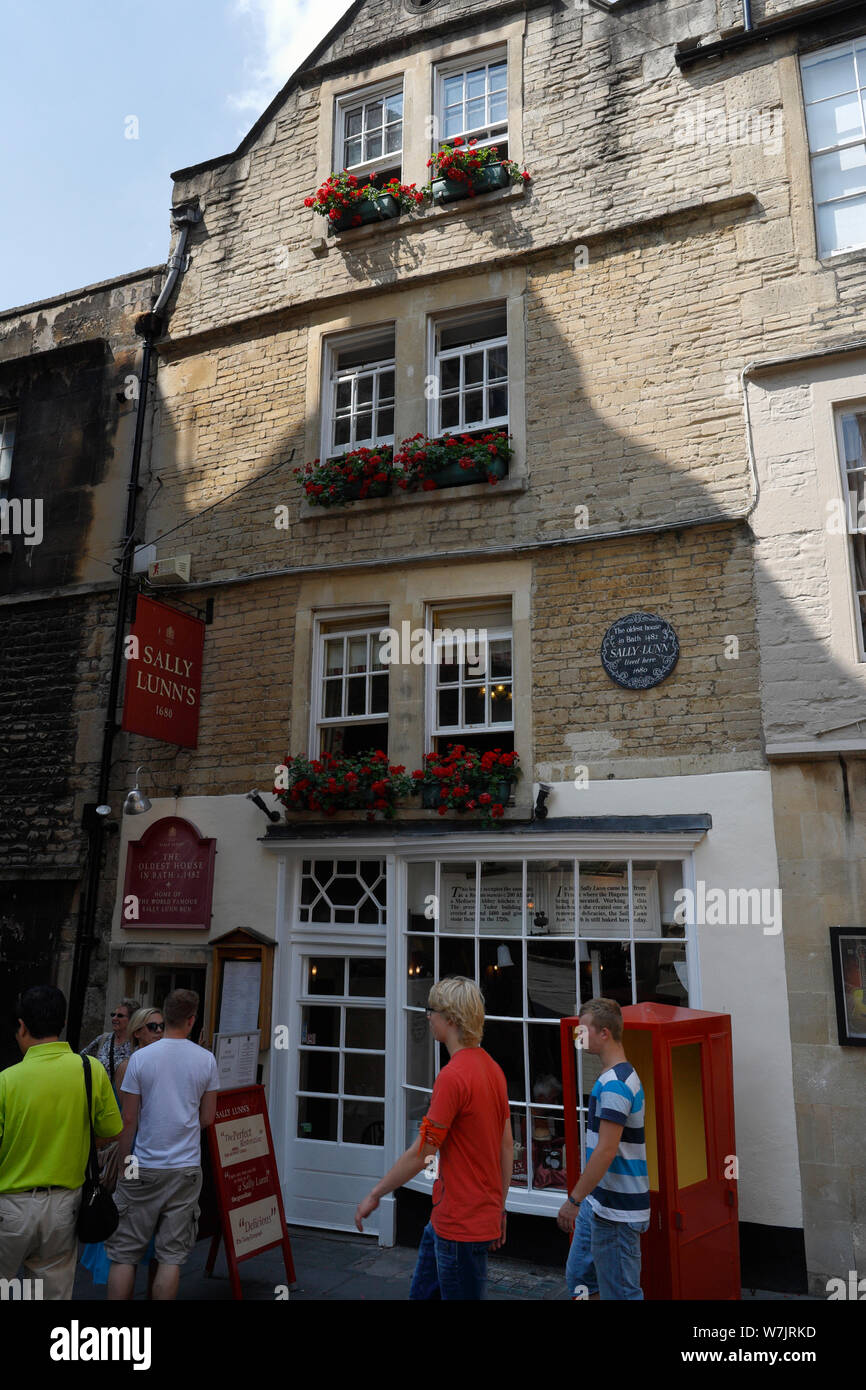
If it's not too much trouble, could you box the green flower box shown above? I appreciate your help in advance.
[329,193,400,234]
[427,453,508,489]
[431,163,511,205]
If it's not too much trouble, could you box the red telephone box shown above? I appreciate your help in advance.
[559,1003,740,1300]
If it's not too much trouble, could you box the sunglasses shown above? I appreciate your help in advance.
[110,1013,127,1020]
[144,1022,165,1033]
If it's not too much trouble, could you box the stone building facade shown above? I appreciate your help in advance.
[0,269,162,1065]
[45,0,860,1291]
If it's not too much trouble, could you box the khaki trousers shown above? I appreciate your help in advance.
[0,1187,82,1300]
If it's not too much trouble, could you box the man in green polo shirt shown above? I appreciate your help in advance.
[0,985,121,1299]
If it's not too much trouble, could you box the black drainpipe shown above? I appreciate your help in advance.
[66,205,199,1047]
[743,0,753,31]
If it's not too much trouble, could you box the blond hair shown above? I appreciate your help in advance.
[579,997,624,1042]
[427,976,485,1047]
[127,1007,164,1046]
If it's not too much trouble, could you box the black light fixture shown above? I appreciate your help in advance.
[534,783,551,819]
[246,790,281,823]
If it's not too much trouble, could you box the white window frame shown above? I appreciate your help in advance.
[834,402,866,660]
[321,328,396,460]
[0,410,16,493]
[427,623,514,738]
[334,79,404,183]
[427,306,509,438]
[310,611,390,756]
[398,848,697,1213]
[801,38,866,257]
[434,50,508,151]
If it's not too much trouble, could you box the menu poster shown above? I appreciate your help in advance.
[438,870,661,938]
[206,1085,295,1298]
[214,1031,260,1089]
[218,959,261,1033]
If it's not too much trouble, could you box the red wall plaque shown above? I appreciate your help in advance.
[206,1085,295,1300]
[122,595,205,749]
[123,816,216,929]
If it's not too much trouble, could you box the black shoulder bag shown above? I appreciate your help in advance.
[76,1056,120,1243]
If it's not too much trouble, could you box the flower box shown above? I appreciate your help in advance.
[329,192,400,234]
[425,453,508,489]
[431,162,512,205]
[412,746,520,826]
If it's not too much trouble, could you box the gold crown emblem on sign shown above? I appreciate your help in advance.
[165,626,175,642]
[168,826,177,837]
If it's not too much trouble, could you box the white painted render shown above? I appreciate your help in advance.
[109,766,801,1234]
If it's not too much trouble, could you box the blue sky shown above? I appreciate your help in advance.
[1,0,354,311]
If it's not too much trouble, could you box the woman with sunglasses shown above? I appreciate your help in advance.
[80,998,139,1095]
[80,1007,165,1291]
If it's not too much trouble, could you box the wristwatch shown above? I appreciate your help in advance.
[567,1195,581,1208]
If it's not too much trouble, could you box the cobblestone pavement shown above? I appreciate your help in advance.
[71,1226,815,1302]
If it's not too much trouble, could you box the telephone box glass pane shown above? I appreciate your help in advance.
[671,1043,708,1188]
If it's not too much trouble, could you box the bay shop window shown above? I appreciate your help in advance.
[403,856,688,1198]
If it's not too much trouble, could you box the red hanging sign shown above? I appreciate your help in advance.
[205,1085,296,1300]
[122,595,205,748]
[123,816,216,930]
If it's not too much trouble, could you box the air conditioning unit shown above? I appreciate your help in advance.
[148,554,191,584]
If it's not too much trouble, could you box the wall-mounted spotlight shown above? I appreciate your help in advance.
[534,783,551,819]
[246,790,281,823]
[123,767,152,816]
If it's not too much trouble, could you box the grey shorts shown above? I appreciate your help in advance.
[105,1166,202,1267]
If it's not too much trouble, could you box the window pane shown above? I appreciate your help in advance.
[376,407,394,439]
[439,862,476,936]
[489,62,507,92]
[490,681,512,722]
[443,74,464,104]
[407,1010,435,1086]
[818,192,866,255]
[407,935,435,1006]
[802,52,857,105]
[464,390,484,424]
[355,410,373,442]
[464,351,484,386]
[489,90,508,126]
[323,679,342,718]
[463,683,486,724]
[345,1052,385,1097]
[579,940,632,1007]
[439,935,475,975]
[489,640,512,678]
[528,1025,564,1101]
[479,861,522,936]
[466,68,486,99]
[344,138,362,167]
[480,938,522,1017]
[366,132,383,161]
[298,1096,337,1141]
[378,370,395,403]
[346,109,363,138]
[635,942,688,1006]
[812,144,866,203]
[443,107,463,139]
[488,345,508,380]
[309,957,344,995]
[299,1050,339,1093]
[370,672,388,714]
[365,100,383,131]
[484,1020,525,1101]
[488,386,508,421]
[438,687,460,726]
[349,957,386,997]
[343,1101,385,1145]
[357,374,374,406]
[806,96,863,151]
[325,638,344,676]
[511,1107,529,1187]
[532,1111,567,1191]
[385,91,403,121]
[405,1089,431,1150]
[335,380,352,411]
[334,416,351,448]
[386,123,402,154]
[347,675,366,715]
[302,1005,340,1047]
[578,865,630,937]
[466,97,485,130]
[440,357,460,392]
[441,394,460,429]
[527,941,577,1018]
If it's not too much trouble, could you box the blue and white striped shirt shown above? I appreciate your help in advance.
[585,1062,650,1223]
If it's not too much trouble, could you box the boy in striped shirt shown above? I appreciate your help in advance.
[557,998,650,1300]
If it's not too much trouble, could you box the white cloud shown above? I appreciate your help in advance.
[229,0,355,117]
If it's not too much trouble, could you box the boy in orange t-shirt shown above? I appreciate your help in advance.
[355,976,513,1299]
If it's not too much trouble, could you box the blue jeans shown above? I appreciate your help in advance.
[565,1200,649,1300]
[409,1222,491,1300]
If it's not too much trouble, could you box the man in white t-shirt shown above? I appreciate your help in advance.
[106,989,219,1301]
